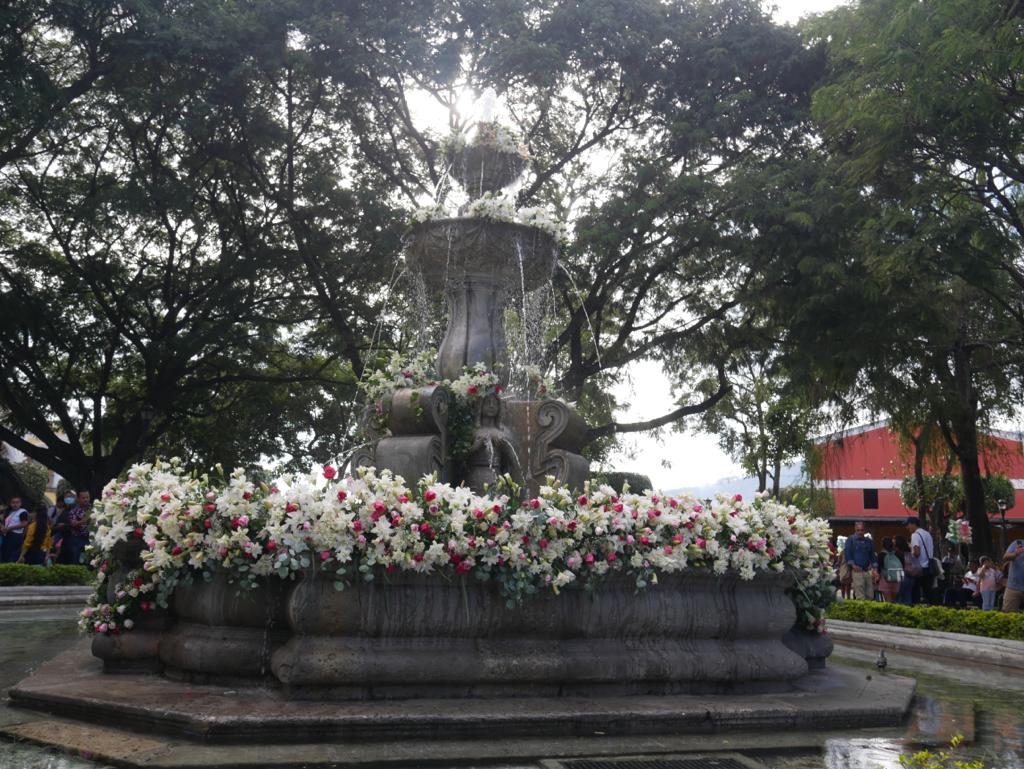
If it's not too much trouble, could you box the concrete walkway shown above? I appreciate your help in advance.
[0,586,92,610]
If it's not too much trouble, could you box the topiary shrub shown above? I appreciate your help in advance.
[0,564,93,586]
[592,471,653,494]
[828,599,1024,641]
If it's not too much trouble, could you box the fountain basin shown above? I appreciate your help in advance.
[159,571,289,684]
[406,218,557,293]
[270,569,808,699]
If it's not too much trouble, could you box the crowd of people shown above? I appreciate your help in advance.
[837,515,1024,612]
[0,490,92,566]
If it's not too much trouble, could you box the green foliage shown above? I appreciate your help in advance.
[592,472,653,494]
[900,475,964,516]
[829,600,1024,642]
[982,474,1015,514]
[0,564,93,586]
[893,736,983,769]
[778,483,835,520]
[11,460,48,502]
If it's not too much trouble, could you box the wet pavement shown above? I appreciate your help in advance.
[0,614,1021,768]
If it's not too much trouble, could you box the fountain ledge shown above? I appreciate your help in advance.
[6,639,914,760]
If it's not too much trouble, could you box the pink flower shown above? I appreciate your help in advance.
[373,501,387,514]
[266,541,277,551]
[242,491,252,500]
[424,490,437,502]
[171,546,183,556]
[584,553,595,565]
[320,551,331,561]
[578,495,588,505]
[337,490,348,502]
[467,385,478,395]
[204,503,216,512]
[613,502,624,513]
[539,538,549,549]
[285,503,298,513]
[696,537,706,548]
[733,494,742,502]
[398,495,409,504]
[160,494,171,502]
[352,519,362,532]
[323,465,337,480]
[693,504,702,513]
[664,546,674,555]
[606,552,617,562]
[530,498,541,509]
[96,623,108,634]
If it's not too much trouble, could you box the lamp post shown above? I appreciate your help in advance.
[997,499,1008,556]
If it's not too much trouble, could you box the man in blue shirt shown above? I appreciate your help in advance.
[1002,539,1024,612]
[844,521,878,600]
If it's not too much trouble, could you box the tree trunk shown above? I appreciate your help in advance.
[941,334,993,558]
[771,453,782,497]
[956,429,991,558]
[912,430,928,519]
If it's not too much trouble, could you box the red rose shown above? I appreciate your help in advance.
[323,465,337,480]
[132,577,144,588]
[424,490,437,503]
[337,490,347,502]
[285,503,298,513]
[203,519,212,530]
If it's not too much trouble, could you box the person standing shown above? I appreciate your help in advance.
[906,516,935,605]
[843,521,878,600]
[894,535,914,604]
[1,496,30,563]
[877,537,903,602]
[1001,538,1024,612]
[51,489,77,560]
[976,556,1000,611]
[18,502,52,566]
[57,489,91,565]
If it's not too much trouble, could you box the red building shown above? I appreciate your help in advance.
[814,420,1024,545]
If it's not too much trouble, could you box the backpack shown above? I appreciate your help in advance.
[883,552,904,583]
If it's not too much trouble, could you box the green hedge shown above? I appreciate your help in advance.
[828,600,1024,641]
[0,563,93,586]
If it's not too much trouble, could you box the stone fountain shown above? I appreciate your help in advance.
[352,125,588,497]
[4,123,916,768]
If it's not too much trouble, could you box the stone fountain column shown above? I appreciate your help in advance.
[366,125,590,495]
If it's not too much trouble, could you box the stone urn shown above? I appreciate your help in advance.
[270,568,807,699]
[91,538,171,673]
[159,571,289,684]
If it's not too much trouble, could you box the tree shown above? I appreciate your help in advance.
[11,458,48,503]
[0,0,436,493]
[800,0,1024,555]
[697,351,820,495]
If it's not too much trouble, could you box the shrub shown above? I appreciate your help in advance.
[0,564,93,586]
[828,600,1024,641]
[592,471,653,494]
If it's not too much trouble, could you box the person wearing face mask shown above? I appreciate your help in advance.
[52,489,79,564]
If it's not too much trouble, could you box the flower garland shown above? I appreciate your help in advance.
[81,460,833,636]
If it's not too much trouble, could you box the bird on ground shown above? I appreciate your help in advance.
[876,649,888,672]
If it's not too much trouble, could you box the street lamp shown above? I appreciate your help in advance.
[997,499,1008,556]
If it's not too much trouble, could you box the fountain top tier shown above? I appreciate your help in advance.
[449,121,530,200]
[404,124,559,383]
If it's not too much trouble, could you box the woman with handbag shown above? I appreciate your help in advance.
[877,537,903,602]
[895,535,915,605]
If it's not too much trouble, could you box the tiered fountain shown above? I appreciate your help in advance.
[5,123,916,767]
[351,124,588,497]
